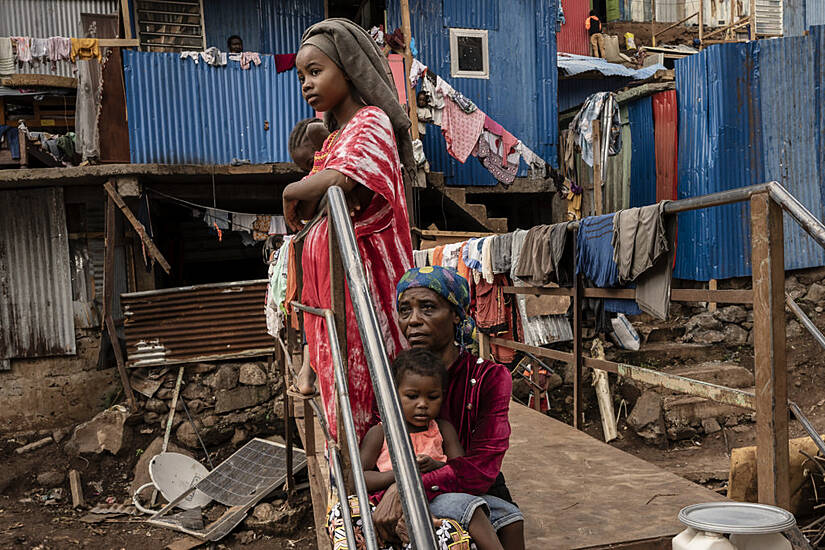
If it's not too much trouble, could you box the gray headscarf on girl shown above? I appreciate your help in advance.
[300,18,416,192]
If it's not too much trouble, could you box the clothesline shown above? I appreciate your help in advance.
[0,36,105,74]
[178,47,297,72]
[405,57,550,184]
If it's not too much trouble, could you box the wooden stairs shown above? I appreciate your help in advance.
[427,172,508,233]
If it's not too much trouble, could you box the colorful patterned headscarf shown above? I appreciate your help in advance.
[396,266,478,353]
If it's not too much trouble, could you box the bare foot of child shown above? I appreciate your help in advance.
[294,352,317,396]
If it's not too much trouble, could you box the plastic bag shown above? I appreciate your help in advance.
[625,32,636,50]
[611,313,640,351]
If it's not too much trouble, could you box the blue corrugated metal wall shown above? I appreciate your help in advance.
[626,96,657,207]
[442,0,499,28]
[123,51,313,164]
[389,0,558,186]
[202,0,323,54]
[674,29,825,280]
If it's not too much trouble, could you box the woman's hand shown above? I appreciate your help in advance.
[373,483,404,543]
[283,196,303,232]
[416,454,445,473]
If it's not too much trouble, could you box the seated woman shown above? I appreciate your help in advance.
[373,266,525,549]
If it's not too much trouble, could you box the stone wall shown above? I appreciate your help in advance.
[130,359,284,451]
[0,334,117,434]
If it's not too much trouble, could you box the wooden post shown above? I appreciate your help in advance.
[698,0,704,48]
[651,0,657,46]
[750,0,757,39]
[69,470,86,508]
[750,193,790,509]
[277,349,295,494]
[120,0,132,40]
[531,359,541,412]
[478,331,491,361]
[400,0,419,141]
[328,208,353,494]
[104,180,171,274]
[572,237,584,430]
[104,196,137,409]
[708,279,718,312]
[400,0,420,229]
[592,120,603,216]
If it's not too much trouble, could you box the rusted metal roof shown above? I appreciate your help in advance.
[652,90,678,202]
[0,187,76,361]
[121,279,274,367]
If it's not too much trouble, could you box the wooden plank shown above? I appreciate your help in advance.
[488,337,573,364]
[99,38,140,47]
[69,470,86,508]
[105,196,138,409]
[293,398,331,550]
[503,403,727,548]
[100,47,131,163]
[120,0,133,40]
[750,193,790,509]
[502,286,753,304]
[572,239,584,429]
[104,180,172,274]
[708,279,718,312]
[1,74,77,89]
[328,208,353,493]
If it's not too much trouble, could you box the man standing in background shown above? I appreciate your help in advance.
[586,11,605,58]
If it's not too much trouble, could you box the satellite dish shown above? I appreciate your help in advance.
[149,452,212,510]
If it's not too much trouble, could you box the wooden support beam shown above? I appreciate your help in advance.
[572,237,584,429]
[750,193,790,509]
[328,207,353,494]
[105,196,138,410]
[104,180,171,274]
[708,279,718,312]
[120,0,133,40]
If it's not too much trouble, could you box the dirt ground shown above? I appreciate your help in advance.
[0,427,317,550]
[3,307,825,548]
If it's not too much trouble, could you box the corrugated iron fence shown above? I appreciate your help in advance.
[121,280,273,367]
[674,27,825,280]
[123,50,313,164]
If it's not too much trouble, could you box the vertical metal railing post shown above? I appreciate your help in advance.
[325,186,438,549]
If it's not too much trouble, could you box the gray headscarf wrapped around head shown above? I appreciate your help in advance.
[301,18,416,191]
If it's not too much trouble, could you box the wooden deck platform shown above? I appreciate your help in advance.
[502,403,728,549]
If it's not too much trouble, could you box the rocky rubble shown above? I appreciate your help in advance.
[128,360,283,452]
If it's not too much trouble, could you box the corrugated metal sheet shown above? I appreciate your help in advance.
[652,90,678,201]
[443,0,499,29]
[758,32,825,270]
[0,0,118,78]
[558,76,632,113]
[674,34,825,281]
[604,107,632,213]
[0,188,76,360]
[557,0,590,55]
[123,50,313,164]
[627,96,657,207]
[389,0,558,186]
[260,0,324,54]
[807,2,825,29]
[203,0,262,51]
[121,280,274,367]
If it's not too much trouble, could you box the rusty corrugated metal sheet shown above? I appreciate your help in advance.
[0,0,119,77]
[123,50,314,164]
[0,188,76,360]
[557,0,589,55]
[121,280,274,367]
[652,90,678,202]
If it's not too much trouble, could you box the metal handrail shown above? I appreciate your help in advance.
[325,186,438,549]
[291,302,379,550]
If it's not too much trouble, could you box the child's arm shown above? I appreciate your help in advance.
[360,425,397,493]
[282,170,372,230]
[438,419,465,459]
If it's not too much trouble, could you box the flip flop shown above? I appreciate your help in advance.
[287,384,320,400]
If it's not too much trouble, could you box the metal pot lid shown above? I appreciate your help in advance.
[679,502,796,534]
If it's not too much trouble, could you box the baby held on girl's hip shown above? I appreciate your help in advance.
[360,349,506,550]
